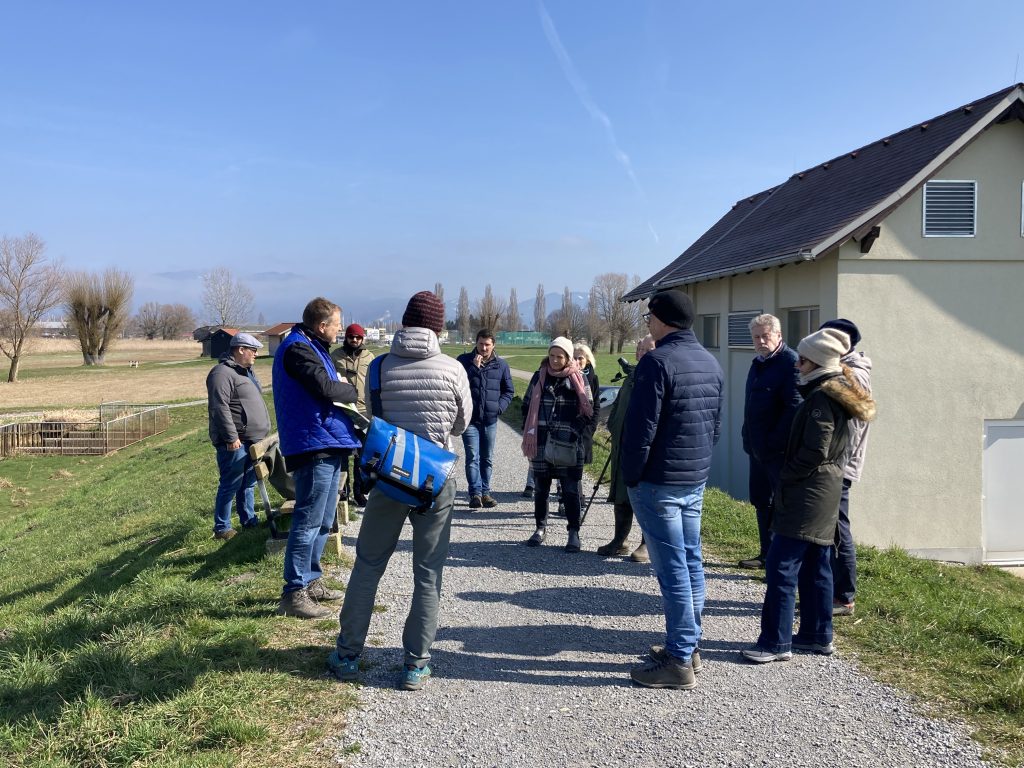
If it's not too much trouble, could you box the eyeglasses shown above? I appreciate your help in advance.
[642,312,652,322]
[346,335,363,340]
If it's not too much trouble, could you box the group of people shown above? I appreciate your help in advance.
[205,284,876,692]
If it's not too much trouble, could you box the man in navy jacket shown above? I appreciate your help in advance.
[739,314,801,569]
[457,329,514,508]
[622,288,723,690]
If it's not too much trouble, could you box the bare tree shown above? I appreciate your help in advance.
[475,284,507,332]
[585,286,607,350]
[65,268,134,365]
[201,266,254,326]
[505,287,522,331]
[456,286,471,344]
[0,233,64,382]
[160,304,195,339]
[546,301,586,340]
[433,282,445,308]
[136,301,163,340]
[533,284,546,331]
[591,272,645,352]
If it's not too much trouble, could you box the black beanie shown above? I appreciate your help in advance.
[820,318,861,349]
[648,289,695,330]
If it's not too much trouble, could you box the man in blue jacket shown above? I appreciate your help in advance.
[273,297,360,619]
[622,289,723,690]
[457,329,514,509]
[739,314,802,569]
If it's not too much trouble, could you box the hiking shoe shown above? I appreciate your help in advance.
[565,530,581,553]
[649,645,702,674]
[525,528,546,547]
[740,646,792,664]
[630,543,650,563]
[738,555,765,569]
[401,664,432,691]
[307,578,344,602]
[326,651,360,682]
[630,655,696,690]
[596,540,631,557]
[792,637,835,655]
[469,495,483,509]
[833,601,855,616]
[481,494,498,508]
[521,486,534,499]
[276,588,333,619]
[213,529,237,541]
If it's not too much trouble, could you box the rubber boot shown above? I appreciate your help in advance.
[630,536,650,563]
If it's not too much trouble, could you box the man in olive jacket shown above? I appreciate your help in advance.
[206,332,270,541]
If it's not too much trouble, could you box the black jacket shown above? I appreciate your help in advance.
[741,344,802,463]
[773,371,876,545]
[621,329,723,487]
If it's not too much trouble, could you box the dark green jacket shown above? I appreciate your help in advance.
[606,369,636,505]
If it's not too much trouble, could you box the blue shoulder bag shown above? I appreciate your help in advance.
[359,355,458,513]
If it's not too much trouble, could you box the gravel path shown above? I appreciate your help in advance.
[326,420,991,768]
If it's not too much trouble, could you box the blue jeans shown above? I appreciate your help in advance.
[628,481,706,663]
[461,421,497,497]
[214,444,257,533]
[757,534,833,653]
[831,478,856,604]
[337,479,457,668]
[282,455,342,594]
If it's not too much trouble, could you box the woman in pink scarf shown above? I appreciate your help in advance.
[521,336,596,552]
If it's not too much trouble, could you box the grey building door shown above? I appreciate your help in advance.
[983,420,1024,564]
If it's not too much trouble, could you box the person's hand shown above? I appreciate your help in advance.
[228,439,242,450]
[474,354,483,368]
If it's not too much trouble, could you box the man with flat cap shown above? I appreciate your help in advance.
[206,331,270,541]
[621,288,724,690]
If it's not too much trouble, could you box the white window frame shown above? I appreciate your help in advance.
[699,314,720,349]
[922,179,977,238]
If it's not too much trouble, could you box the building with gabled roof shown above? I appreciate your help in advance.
[628,84,1024,564]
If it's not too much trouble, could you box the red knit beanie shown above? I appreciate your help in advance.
[401,291,445,334]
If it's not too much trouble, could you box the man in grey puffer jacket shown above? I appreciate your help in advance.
[329,290,471,692]
[206,332,271,540]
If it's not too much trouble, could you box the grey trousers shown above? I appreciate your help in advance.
[335,478,456,668]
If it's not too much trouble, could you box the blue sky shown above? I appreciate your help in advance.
[2,1,1023,325]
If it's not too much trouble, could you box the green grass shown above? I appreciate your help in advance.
[0,403,357,768]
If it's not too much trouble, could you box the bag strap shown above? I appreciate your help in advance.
[368,353,388,418]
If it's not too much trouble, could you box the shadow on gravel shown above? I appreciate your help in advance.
[444,539,655,578]
[457,586,663,617]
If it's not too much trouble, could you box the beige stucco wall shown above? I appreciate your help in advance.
[837,119,1024,562]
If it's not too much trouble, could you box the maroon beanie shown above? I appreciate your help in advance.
[401,291,445,334]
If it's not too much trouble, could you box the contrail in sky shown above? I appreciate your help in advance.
[538,1,660,244]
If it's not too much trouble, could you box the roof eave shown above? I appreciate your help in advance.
[623,250,814,300]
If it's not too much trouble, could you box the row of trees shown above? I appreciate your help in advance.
[450,273,646,352]
[0,233,258,382]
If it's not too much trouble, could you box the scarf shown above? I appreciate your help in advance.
[521,359,593,459]
[799,364,842,386]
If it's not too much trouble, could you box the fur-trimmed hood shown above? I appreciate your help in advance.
[820,364,876,422]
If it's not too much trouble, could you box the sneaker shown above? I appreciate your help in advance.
[469,495,483,509]
[565,530,581,553]
[630,655,696,690]
[833,601,855,616]
[649,645,702,674]
[521,486,534,499]
[326,651,360,682]
[525,528,545,547]
[792,637,835,655]
[307,578,344,602]
[401,664,432,691]
[481,494,498,508]
[596,540,630,556]
[276,588,333,619]
[629,543,650,563]
[212,529,236,541]
[740,646,792,664]
[738,555,765,569]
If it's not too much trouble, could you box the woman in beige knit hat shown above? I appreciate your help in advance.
[742,328,875,665]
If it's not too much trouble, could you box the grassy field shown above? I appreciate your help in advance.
[1,340,1022,766]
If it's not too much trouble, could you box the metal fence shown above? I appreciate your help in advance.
[0,402,170,457]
